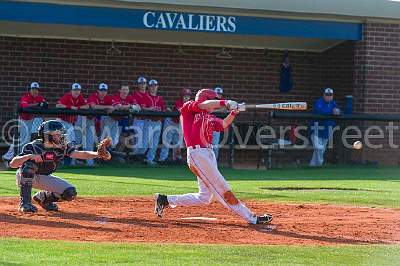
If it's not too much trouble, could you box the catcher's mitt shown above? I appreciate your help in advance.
[97,137,112,161]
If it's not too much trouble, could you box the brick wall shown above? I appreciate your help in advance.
[353,22,400,165]
[0,36,355,165]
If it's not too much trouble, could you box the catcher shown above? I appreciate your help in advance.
[9,120,112,213]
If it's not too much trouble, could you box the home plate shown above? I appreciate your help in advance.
[181,217,218,221]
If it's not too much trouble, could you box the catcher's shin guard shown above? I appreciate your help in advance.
[19,182,37,213]
[33,191,59,211]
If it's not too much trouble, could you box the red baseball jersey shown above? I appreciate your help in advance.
[19,92,46,120]
[112,94,135,121]
[57,93,87,124]
[112,94,135,106]
[147,94,166,121]
[180,100,224,147]
[147,94,165,111]
[132,91,150,108]
[87,92,114,106]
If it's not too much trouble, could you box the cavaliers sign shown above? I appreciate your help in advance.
[143,11,237,33]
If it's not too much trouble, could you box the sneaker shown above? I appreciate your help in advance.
[18,203,38,213]
[256,214,273,224]
[33,191,59,212]
[154,193,168,218]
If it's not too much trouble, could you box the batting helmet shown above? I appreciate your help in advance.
[195,89,218,103]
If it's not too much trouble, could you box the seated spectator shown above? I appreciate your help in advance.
[310,88,341,167]
[143,79,166,165]
[159,88,191,164]
[2,82,47,167]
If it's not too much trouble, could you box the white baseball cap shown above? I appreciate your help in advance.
[214,87,223,94]
[98,83,108,91]
[324,88,334,95]
[137,76,147,84]
[30,82,40,89]
[71,83,81,90]
[148,79,158,86]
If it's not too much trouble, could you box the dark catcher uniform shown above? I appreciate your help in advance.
[16,120,77,213]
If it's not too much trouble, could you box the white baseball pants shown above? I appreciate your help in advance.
[167,147,258,224]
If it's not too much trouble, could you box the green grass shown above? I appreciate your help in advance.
[0,239,399,266]
[1,165,399,208]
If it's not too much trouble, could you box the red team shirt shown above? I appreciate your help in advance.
[87,92,114,106]
[173,99,184,123]
[132,91,150,120]
[19,92,46,121]
[112,94,135,106]
[179,101,224,147]
[131,91,150,108]
[147,94,165,111]
[112,94,136,120]
[57,93,87,124]
[147,94,166,121]
[87,92,114,128]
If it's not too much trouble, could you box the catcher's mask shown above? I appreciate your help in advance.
[38,120,67,147]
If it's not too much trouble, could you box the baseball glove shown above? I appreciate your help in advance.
[97,137,112,161]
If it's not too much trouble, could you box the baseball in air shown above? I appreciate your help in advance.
[353,141,363,150]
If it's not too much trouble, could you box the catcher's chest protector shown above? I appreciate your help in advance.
[20,140,76,175]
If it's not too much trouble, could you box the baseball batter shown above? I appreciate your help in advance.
[155,89,273,225]
[9,120,111,213]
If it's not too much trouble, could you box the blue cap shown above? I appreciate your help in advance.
[137,76,147,84]
[98,83,108,91]
[324,88,334,95]
[148,79,158,86]
[71,83,81,90]
[30,82,40,89]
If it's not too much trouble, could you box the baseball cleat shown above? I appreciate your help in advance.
[18,203,38,213]
[256,213,273,224]
[154,193,168,218]
[33,191,59,212]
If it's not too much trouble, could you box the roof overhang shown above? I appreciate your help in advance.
[0,1,363,52]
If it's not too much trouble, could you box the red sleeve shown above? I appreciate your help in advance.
[58,94,71,108]
[20,95,30,108]
[38,95,45,103]
[129,95,138,104]
[87,93,97,105]
[78,95,87,106]
[131,92,138,104]
[181,101,201,114]
[105,95,113,105]
[127,95,135,105]
[212,117,225,132]
[112,95,120,106]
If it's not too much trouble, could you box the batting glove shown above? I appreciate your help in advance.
[225,100,238,110]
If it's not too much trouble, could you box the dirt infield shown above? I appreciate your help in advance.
[0,197,399,245]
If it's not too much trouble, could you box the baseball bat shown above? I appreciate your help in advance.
[239,102,307,111]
